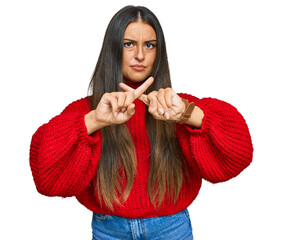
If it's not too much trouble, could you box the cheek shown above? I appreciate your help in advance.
[123,50,134,63]
[122,55,128,67]
[122,53,130,74]
[148,52,157,68]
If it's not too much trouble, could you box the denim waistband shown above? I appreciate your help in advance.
[91,208,193,240]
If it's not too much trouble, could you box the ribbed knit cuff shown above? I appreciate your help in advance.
[75,112,102,147]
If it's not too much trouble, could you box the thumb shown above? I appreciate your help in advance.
[125,103,135,117]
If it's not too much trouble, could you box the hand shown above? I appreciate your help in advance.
[95,77,154,126]
[147,88,185,121]
[119,82,185,122]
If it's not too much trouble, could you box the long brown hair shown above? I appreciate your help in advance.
[88,5,188,211]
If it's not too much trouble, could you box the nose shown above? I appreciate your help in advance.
[135,45,145,62]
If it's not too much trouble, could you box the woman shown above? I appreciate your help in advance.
[29,5,253,240]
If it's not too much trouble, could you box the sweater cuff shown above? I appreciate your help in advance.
[75,112,102,147]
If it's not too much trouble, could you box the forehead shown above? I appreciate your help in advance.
[124,21,156,40]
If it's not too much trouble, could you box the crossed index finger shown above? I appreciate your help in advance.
[134,77,154,99]
[119,77,154,105]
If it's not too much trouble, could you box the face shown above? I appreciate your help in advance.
[122,20,157,83]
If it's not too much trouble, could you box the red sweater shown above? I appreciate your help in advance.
[29,93,253,218]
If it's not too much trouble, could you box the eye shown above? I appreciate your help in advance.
[145,43,156,49]
[124,42,133,48]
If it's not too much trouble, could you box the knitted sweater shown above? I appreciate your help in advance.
[29,93,253,218]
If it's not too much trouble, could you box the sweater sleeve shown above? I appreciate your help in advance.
[29,97,102,197]
[176,93,253,183]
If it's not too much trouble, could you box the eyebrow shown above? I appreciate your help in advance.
[124,38,157,43]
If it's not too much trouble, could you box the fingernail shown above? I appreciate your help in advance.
[158,108,164,114]
[164,112,169,119]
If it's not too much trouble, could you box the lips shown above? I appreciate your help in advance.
[131,65,146,71]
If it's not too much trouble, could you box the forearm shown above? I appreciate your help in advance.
[30,111,102,197]
[178,96,253,183]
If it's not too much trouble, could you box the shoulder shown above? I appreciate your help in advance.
[61,97,91,114]
[176,93,241,117]
[177,92,234,108]
[177,93,200,103]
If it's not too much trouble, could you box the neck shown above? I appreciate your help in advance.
[123,78,144,89]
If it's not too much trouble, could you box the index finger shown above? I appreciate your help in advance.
[133,77,154,100]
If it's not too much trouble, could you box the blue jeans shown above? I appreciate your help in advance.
[91,208,193,240]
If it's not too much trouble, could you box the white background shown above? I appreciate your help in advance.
[1,0,281,239]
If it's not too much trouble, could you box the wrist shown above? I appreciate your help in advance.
[187,106,204,128]
[177,98,204,128]
[85,110,107,135]
[178,98,195,124]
